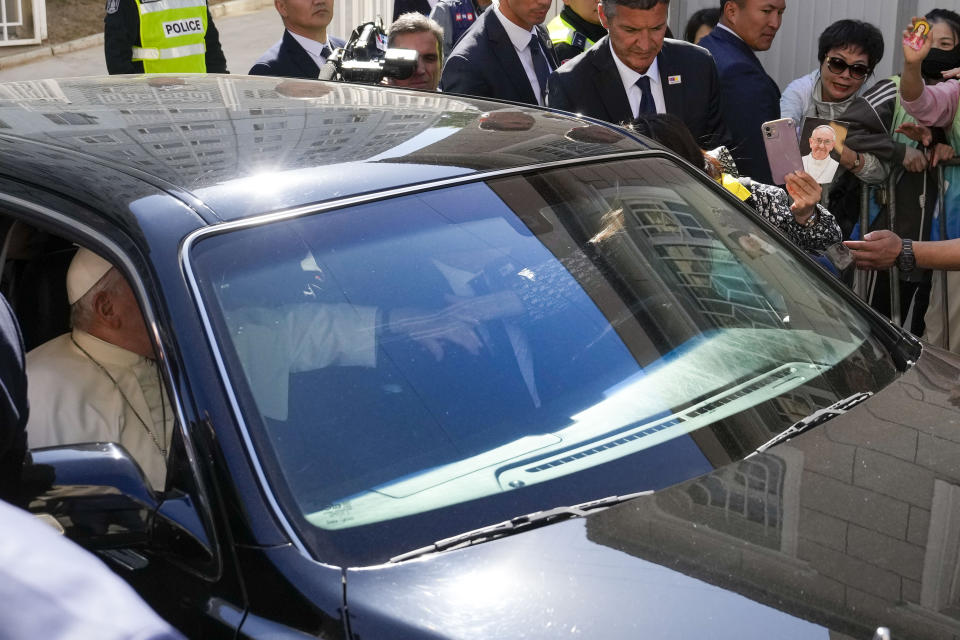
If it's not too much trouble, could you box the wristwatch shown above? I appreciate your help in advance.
[897,238,916,272]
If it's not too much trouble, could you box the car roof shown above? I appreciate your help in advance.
[0,75,647,224]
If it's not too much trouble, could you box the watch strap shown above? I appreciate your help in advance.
[897,237,916,272]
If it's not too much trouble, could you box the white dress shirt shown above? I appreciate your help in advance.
[493,4,547,105]
[608,40,665,118]
[715,22,743,43]
[287,29,334,69]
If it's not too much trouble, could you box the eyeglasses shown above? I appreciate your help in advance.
[825,56,871,80]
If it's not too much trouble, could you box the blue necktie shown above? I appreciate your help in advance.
[636,75,656,116]
[529,34,551,101]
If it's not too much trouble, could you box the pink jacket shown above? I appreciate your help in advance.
[901,79,960,128]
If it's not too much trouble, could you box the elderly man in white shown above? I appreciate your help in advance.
[25,249,172,490]
[802,124,841,184]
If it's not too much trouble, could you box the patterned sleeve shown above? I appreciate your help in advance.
[745,181,842,252]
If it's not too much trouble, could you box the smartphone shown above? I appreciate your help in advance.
[761,118,803,185]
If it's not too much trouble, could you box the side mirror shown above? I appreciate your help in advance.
[24,443,157,549]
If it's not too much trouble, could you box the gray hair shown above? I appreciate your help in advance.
[388,12,444,57]
[69,267,125,330]
[601,0,669,20]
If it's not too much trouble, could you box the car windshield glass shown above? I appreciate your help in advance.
[190,157,902,566]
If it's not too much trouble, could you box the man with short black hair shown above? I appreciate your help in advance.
[439,0,558,105]
[698,0,786,183]
[386,13,444,91]
[249,0,346,78]
[546,0,729,150]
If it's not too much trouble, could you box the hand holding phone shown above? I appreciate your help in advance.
[761,118,803,185]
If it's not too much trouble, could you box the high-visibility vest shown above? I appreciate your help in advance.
[132,0,208,73]
[546,13,592,53]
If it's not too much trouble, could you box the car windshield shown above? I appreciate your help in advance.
[190,156,904,565]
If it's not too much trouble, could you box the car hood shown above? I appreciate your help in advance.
[344,344,960,639]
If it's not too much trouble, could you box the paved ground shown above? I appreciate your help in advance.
[0,6,283,81]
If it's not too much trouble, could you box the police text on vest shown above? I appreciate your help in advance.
[163,18,204,37]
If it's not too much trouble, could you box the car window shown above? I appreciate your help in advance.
[190,157,901,565]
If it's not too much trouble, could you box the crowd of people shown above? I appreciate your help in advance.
[85,5,960,371]
[97,0,960,355]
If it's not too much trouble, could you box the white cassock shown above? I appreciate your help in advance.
[26,329,172,490]
[802,153,840,184]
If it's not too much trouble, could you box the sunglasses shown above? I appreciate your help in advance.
[825,56,871,80]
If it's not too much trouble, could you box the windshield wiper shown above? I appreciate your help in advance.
[389,490,653,563]
[747,391,873,458]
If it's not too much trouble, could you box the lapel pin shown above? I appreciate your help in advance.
[668,75,682,85]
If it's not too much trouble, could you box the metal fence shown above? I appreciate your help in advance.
[855,160,957,349]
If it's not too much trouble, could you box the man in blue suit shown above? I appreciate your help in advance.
[546,0,730,150]
[439,0,558,105]
[698,0,785,184]
[249,0,346,78]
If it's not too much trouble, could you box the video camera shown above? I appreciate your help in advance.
[318,18,418,84]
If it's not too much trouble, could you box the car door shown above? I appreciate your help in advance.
[0,183,251,638]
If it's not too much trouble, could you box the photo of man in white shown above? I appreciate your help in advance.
[802,124,841,184]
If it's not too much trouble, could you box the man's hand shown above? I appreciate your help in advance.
[902,146,929,172]
[784,170,822,223]
[895,122,933,146]
[930,143,956,167]
[387,307,482,361]
[844,230,903,269]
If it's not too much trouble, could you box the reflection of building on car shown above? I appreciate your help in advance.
[0,75,952,639]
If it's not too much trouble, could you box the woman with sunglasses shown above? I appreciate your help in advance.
[780,19,884,128]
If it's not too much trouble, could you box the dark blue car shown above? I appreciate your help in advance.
[3,75,957,640]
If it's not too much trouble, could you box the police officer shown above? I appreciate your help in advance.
[104,0,228,74]
[546,0,606,64]
[428,0,491,59]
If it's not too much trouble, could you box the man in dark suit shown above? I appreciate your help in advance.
[546,0,729,150]
[439,0,558,105]
[698,0,786,184]
[249,0,346,78]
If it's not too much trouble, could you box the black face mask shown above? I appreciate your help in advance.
[922,44,960,80]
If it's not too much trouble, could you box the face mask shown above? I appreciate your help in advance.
[921,43,960,80]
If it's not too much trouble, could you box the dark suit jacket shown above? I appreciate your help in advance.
[439,10,558,105]
[546,37,730,150]
[393,0,432,20]
[249,30,346,79]
[698,27,781,184]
